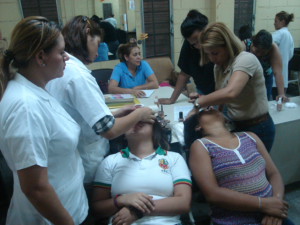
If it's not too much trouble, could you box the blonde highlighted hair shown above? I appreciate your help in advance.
[198,22,242,66]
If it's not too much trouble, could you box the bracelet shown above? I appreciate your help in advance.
[258,196,261,212]
[113,194,122,209]
[129,206,144,219]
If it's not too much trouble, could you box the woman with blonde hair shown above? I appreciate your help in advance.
[272,11,294,99]
[188,22,275,152]
[0,16,88,224]
[108,41,159,98]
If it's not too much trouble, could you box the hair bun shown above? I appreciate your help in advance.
[3,49,13,61]
[289,13,294,22]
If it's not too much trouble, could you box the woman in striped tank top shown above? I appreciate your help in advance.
[185,107,294,225]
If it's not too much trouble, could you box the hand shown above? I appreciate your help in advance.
[114,105,140,117]
[185,107,199,121]
[112,207,138,225]
[188,92,199,103]
[158,98,175,105]
[261,197,289,219]
[131,89,146,98]
[117,192,155,214]
[261,215,282,225]
[136,107,156,124]
[276,95,290,103]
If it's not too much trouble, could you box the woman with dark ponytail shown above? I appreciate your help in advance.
[0,17,88,224]
[272,11,294,99]
[159,9,215,105]
[46,16,157,203]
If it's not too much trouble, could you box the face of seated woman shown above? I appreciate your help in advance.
[125,47,141,67]
[125,122,153,143]
[196,108,226,130]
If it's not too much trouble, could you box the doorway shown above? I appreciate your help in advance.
[142,0,173,61]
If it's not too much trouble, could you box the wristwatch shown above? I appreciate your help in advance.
[194,98,200,108]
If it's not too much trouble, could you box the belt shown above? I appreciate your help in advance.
[233,113,269,128]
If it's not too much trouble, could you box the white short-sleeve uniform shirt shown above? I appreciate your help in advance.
[0,73,88,225]
[94,147,192,225]
[46,53,113,183]
[272,27,294,88]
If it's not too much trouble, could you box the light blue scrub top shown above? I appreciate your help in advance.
[110,61,154,88]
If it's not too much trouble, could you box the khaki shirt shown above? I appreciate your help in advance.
[214,52,269,121]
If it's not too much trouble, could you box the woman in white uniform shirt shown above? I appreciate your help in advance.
[91,120,192,225]
[0,17,87,225]
[46,16,156,199]
[272,11,294,99]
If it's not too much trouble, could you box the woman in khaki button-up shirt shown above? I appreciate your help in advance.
[188,22,275,153]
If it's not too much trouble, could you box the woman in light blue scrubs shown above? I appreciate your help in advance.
[108,41,159,98]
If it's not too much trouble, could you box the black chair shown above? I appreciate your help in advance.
[91,69,113,94]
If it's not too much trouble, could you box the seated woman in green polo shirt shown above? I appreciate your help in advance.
[91,119,192,225]
[108,41,159,98]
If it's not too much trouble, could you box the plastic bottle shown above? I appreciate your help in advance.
[154,96,159,107]
[277,97,282,111]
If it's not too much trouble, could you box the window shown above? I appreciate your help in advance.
[234,0,255,37]
[143,0,171,58]
[20,0,60,25]
[103,3,113,19]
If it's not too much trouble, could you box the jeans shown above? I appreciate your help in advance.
[265,73,273,101]
[234,115,275,153]
[282,218,295,225]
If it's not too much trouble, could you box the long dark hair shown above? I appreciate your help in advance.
[111,120,169,154]
[181,9,208,39]
[183,114,204,150]
[0,16,61,99]
[62,16,102,64]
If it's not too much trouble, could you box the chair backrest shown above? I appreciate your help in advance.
[288,54,300,79]
[91,69,113,94]
[144,57,174,83]
[91,68,113,83]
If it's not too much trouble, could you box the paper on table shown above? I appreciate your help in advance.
[141,89,155,98]
[174,105,194,122]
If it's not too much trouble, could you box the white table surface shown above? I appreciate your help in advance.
[138,86,191,124]
[268,96,300,124]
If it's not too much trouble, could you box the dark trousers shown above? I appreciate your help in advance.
[265,73,273,101]
[107,40,120,60]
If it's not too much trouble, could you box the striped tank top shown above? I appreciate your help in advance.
[198,132,272,225]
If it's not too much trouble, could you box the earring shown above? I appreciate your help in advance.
[41,63,45,67]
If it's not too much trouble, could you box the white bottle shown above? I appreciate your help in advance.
[154,96,159,107]
[277,97,282,111]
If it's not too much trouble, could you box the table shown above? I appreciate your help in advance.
[138,87,190,117]
[267,97,300,185]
